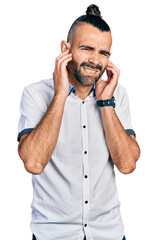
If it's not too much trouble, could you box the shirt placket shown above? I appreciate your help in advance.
[80,100,92,239]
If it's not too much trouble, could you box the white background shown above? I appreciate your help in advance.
[0,0,158,239]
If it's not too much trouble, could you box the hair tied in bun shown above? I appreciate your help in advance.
[86,4,102,18]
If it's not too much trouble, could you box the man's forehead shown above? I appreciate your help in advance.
[73,23,112,47]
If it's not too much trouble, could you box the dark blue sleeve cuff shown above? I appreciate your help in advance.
[125,129,136,137]
[17,128,34,142]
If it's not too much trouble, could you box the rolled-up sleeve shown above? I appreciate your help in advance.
[17,87,44,142]
[115,86,136,137]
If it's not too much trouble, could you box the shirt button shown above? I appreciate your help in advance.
[84,175,88,178]
[84,224,87,227]
[85,200,88,204]
[84,151,87,154]
[82,101,85,104]
[83,125,86,128]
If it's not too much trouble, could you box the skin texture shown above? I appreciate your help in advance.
[18,22,140,174]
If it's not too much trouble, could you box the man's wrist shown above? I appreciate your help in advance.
[97,95,113,101]
[54,93,67,102]
[96,96,115,108]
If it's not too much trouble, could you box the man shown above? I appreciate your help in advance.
[17,4,140,240]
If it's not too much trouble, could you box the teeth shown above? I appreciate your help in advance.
[84,68,97,73]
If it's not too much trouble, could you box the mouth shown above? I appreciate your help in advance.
[83,67,99,75]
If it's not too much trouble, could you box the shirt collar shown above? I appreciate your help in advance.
[68,82,96,97]
[68,82,76,96]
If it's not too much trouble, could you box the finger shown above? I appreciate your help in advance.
[107,69,112,82]
[55,50,71,67]
[57,53,72,65]
[106,71,113,84]
[56,53,72,69]
[56,50,70,61]
[106,66,117,75]
[108,61,118,69]
[107,62,120,76]
[55,51,70,69]
[53,55,72,77]
[107,65,120,78]
[107,62,120,72]
[60,55,73,71]
[106,67,119,82]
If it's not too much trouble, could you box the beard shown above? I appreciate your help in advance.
[67,58,106,86]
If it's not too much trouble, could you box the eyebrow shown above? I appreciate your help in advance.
[79,45,110,56]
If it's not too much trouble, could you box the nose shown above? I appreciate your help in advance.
[88,51,100,66]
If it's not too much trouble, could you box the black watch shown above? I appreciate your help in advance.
[96,96,115,108]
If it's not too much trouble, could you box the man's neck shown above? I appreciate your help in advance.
[68,72,93,100]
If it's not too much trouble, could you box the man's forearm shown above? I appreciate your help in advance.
[18,94,67,174]
[100,106,140,174]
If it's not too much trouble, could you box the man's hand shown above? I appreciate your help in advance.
[95,61,120,100]
[53,50,72,98]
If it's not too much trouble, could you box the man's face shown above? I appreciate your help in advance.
[67,23,112,86]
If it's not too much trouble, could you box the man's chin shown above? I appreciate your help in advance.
[74,71,102,86]
[81,82,94,86]
[80,77,97,86]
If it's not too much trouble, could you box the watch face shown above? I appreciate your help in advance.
[97,97,115,108]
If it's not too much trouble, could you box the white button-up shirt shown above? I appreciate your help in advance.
[17,78,135,240]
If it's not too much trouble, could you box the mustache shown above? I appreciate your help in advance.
[80,62,102,71]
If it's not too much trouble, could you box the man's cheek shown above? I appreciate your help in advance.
[67,58,77,72]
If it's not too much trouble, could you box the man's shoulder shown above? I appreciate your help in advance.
[114,83,126,95]
[22,78,55,111]
[114,83,127,100]
[113,83,130,109]
[24,78,54,93]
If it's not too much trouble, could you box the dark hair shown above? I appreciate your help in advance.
[67,4,111,43]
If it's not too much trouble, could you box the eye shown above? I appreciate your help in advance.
[101,52,109,58]
[82,47,89,51]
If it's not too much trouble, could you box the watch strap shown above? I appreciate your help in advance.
[96,96,115,108]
